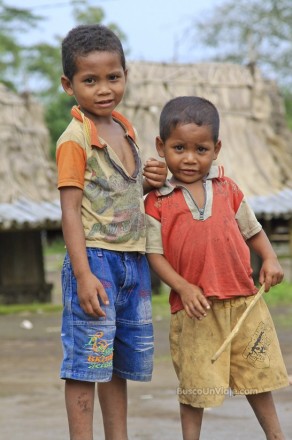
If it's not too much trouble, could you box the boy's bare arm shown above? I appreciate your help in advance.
[60,187,109,317]
[147,253,210,319]
[143,158,167,194]
[247,229,284,292]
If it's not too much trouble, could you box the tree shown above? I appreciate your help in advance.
[0,1,42,90]
[27,0,128,157]
[24,1,128,99]
[188,0,292,88]
[0,0,127,157]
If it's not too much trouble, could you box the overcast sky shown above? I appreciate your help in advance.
[6,0,225,63]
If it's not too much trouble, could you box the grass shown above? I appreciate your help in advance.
[0,283,291,316]
[152,289,170,318]
[263,282,292,306]
[152,283,292,331]
[42,238,292,309]
[152,282,292,304]
[44,238,66,256]
[263,282,292,328]
[272,312,292,328]
[0,291,171,317]
[151,282,292,320]
[0,303,62,316]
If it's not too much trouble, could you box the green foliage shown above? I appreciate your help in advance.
[264,282,292,306]
[152,290,170,318]
[43,237,66,256]
[0,33,21,90]
[152,282,292,321]
[73,3,105,25]
[26,43,63,97]
[0,303,62,315]
[0,1,42,90]
[0,0,42,86]
[0,2,41,28]
[189,0,292,88]
[0,0,128,158]
[1,282,290,316]
[45,93,76,158]
[71,2,127,43]
[283,92,292,131]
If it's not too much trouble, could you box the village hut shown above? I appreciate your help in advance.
[1,61,292,304]
[0,84,60,303]
[118,62,292,279]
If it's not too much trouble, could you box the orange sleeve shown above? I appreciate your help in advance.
[56,141,86,189]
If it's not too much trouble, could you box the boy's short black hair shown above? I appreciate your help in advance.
[159,96,220,143]
[62,24,126,81]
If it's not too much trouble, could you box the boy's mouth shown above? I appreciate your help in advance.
[181,169,198,175]
[96,99,113,106]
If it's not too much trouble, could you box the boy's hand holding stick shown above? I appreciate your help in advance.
[211,284,266,363]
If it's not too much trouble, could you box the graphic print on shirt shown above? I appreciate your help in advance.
[85,155,145,242]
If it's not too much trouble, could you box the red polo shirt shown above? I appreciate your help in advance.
[145,167,261,313]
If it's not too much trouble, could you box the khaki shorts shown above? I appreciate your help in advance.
[170,296,289,408]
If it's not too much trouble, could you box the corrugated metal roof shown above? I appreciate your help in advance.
[0,198,61,231]
[247,187,292,220]
[0,187,291,232]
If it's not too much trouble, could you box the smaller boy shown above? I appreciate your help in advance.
[145,96,289,440]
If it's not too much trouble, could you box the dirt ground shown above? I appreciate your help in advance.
[0,299,291,439]
[1,257,292,439]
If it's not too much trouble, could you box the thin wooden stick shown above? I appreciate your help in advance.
[211,284,266,363]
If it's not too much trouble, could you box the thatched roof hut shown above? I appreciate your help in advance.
[118,62,292,280]
[2,62,291,226]
[0,84,60,231]
[0,84,57,204]
[119,62,292,201]
[1,61,292,302]
[0,84,59,303]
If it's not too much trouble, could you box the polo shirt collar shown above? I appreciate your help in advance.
[156,165,225,196]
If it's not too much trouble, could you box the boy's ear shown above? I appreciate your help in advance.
[156,136,165,158]
[61,75,74,96]
[213,139,222,160]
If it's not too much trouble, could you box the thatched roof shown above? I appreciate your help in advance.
[118,62,292,199]
[0,84,57,203]
[0,84,59,230]
[1,61,292,230]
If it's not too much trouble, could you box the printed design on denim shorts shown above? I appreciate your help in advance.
[140,289,150,298]
[242,322,271,368]
[101,280,112,289]
[85,331,113,369]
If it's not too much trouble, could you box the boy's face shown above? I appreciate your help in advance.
[156,123,221,185]
[61,50,127,122]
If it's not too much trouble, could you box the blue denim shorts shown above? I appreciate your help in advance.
[60,248,153,383]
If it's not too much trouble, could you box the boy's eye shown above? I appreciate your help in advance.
[109,74,120,81]
[174,145,184,152]
[198,146,207,153]
[84,78,95,84]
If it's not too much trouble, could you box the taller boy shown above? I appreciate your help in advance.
[56,25,166,440]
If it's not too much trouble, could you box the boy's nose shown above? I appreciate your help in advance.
[97,81,110,94]
[184,152,196,163]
